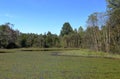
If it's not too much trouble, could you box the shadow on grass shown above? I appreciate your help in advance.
[0,50,15,53]
[51,52,120,60]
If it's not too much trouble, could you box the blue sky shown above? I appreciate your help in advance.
[0,0,106,34]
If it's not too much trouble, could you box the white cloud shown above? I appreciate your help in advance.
[0,13,15,18]
[4,14,14,18]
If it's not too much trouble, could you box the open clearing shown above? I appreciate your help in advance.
[0,50,120,79]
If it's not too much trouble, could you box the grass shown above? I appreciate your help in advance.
[0,49,120,79]
[58,49,120,59]
[19,48,81,51]
[0,49,16,53]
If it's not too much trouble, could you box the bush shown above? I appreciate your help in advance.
[6,42,19,49]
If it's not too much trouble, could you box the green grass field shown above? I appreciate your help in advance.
[0,49,120,79]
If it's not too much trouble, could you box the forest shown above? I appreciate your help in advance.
[0,0,120,54]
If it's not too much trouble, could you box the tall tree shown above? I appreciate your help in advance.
[106,0,120,53]
[78,26,84,48]
[60,22,73,36]
[0,23,19,48]
[87,13,100,51]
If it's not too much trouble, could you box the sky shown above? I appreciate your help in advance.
[0,0,107,35]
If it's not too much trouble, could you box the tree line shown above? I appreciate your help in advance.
[0,0,120,54]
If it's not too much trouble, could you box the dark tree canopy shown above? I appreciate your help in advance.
[60,22,73,36]
[0,23,19,48]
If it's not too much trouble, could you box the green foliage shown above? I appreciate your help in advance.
[60,22,74,36]
[106,0,120,12]
[18,32,60,48]
[0,23,19,48]
[106,0,120,53]
[87,12,98,27]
